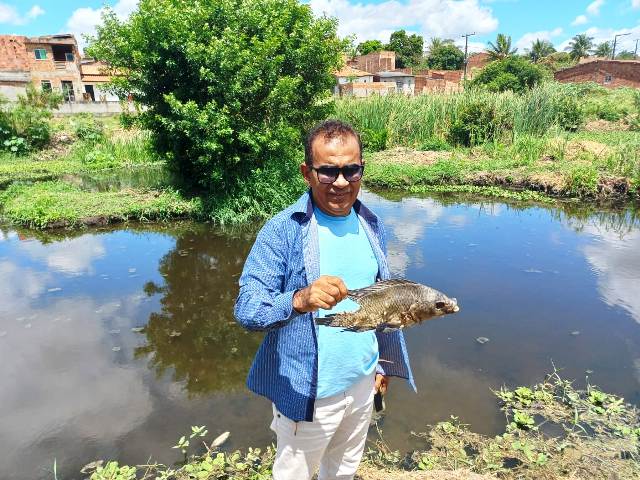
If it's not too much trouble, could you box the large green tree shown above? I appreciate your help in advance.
[527,39,556,63]
[470,56,546,93]
[567,34,594,60]
[426,44,464,70]
[593,41,612,58]
[86,0,342,207]
[386,29,424,68]
[357,39,384,55]
[486,33,518,61]
[615,50,636,60]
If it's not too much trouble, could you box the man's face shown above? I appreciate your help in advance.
[301,134,362,217]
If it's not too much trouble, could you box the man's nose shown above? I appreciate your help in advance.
[333,172,350,188]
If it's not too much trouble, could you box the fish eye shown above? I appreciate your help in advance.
[435,301,446,309]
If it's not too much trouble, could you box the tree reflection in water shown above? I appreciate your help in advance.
[136,225,263,395]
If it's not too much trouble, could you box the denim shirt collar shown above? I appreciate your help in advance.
[291,190,379,227]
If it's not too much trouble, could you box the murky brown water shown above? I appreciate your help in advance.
[1,190,639,479]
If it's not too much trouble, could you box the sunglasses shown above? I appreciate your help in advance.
[309,163,365,184]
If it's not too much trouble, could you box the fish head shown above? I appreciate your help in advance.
[412,293,460,321]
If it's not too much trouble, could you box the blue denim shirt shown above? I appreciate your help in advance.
[234,191,415,422]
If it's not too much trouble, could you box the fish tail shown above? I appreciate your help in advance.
[315,315,338,327]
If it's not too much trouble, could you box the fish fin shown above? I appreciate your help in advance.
[315,317,336,327]
[347,278,421,301]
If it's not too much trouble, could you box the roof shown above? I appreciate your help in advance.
[376,70,415,78]
[27,34,77,45]
[334,65,373,77]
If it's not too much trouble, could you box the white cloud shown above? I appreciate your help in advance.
[18,235,106,275]
[571,14,588,26]
[26,4,44,19]
[515,27,562,51]
[633,0,640,9]
[0,2,43,25]
[65,0,138,50]
[310,0,498,44]
[587,0,604,15]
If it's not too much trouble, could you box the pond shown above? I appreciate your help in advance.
[1,190,639,479]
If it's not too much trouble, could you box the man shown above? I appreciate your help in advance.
[234,119,414,480]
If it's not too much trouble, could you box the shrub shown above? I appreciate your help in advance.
[86,0,343,221]
[470,57,546,93]
[555,95,584,132]
[9,105,51,150]
[360,128,388,152]
[448,101,504,147]
[71,114,105,143]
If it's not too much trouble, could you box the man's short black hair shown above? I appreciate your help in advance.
[304,119,362,166]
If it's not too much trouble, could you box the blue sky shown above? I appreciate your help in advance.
[1,0,639,53]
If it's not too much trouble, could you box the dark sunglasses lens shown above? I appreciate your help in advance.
[343,165,363,181]
[317,167,340,184]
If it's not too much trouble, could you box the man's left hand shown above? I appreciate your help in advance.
[375,373,389,395]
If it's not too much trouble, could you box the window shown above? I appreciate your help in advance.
[34,48,47,60]
[61,81,75,102]
[41,80,52,92]
[65,52,74,62]
[604,74,612,84]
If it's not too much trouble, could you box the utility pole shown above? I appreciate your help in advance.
[461,32,476,82]
[612,32,630,59]
[635,38,639,60]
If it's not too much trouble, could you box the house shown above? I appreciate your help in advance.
[80,59,120,102]
[0,34,82,101]
[353,51,396,74]
[554,59,640,89]
[334,65,374,95]
[374,71,415,95]
[466,52,490,78]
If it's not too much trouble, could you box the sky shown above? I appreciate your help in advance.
[1,0,639,54]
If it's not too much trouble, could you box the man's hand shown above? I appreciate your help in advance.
[293,275,348,313]
[375,373,389,395]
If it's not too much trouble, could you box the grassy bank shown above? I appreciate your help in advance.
[364,130,640,199]
[81,373,639,480]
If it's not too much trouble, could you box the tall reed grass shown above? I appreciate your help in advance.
[334,82,582,149]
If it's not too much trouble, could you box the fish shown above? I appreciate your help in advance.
[315,278,459,332]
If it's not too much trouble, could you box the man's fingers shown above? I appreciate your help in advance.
[324,276,348,300]
[313,290,337,308]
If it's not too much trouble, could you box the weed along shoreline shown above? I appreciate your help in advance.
[80,373,640,479]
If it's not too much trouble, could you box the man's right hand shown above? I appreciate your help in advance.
[292,275,348,313]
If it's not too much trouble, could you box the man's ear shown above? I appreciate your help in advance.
[300,163,312,186]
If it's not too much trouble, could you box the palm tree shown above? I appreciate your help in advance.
[592,41,612,58]
[527,39,556,63]
[566,34,594,60]
[486,33,518,61]
[427,37,454,54]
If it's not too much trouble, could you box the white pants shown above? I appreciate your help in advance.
[270,372,376,480]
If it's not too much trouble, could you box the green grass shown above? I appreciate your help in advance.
[0,181,202,228]
[364,130,640,199]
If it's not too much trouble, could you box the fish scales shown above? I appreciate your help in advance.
[315,278,459,332]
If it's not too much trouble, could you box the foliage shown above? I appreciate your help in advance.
[616,50,636,60]
[470,56,546,93]
[447,100,506,146]
[486,33,518,61]
[360,127,388,152]
[86,0,343,222]
[555,94,585,131]
[357,39,384,55]
[538,51,576,72]
[70,114,105,143]
[527,39,556,63]
[17,83,63,110]
[426,37,454,55]
[90,461,136,480]
[385,29,424,68]
[567,33,594,60]
[6,105,51,150]
[426,44,464,70]
[593,41,612,58]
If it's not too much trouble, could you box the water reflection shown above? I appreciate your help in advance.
[136,227,262,394]
[1,194,640,479]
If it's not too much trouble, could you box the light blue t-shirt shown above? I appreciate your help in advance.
[315,206,379,399]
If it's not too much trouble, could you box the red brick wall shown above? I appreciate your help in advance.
[0,35,29,71]
[555,60,640,89]
[355,51,396,74]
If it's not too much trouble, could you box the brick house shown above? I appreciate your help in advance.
[554,59,640,89]
[352,51,396,74]
[80,59,120,102]
[0,34,82,101]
